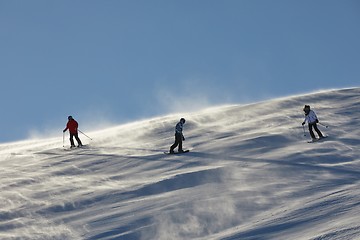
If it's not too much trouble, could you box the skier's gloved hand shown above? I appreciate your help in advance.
[302,122,305,126]
[316,119,319,123]
[63,129,66,133]
[182,136,185,141]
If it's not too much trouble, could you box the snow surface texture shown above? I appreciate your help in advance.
[1,88,359,240]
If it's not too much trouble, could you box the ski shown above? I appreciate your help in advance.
[64,145,89,150]
[307,136,328,143]
[164,150,190,155]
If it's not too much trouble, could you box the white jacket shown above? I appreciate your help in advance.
[175,122,184,135]
[304,110,318,124]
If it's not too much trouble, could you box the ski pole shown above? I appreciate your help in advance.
[318,122,329,128]
[63,132,65,147]
[78,130,93,140]
[302,125,306,136]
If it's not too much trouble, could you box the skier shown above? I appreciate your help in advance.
[302,105,324,142]
[169,118,186,153]
[63,116,83,148]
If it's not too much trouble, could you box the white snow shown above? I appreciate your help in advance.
[1,87,359,240]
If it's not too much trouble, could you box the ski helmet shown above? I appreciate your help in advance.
[303,105,310,114]
[68,116,73,120]
[180,118,186,123]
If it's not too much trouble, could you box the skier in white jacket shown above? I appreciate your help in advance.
[302,105,324,141]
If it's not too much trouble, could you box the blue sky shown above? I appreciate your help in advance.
[1,0,359,142]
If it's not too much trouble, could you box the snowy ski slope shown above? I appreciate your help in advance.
[0,87,359,240]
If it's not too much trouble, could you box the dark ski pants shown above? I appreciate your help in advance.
[170,133,183,152]
[308,122,323,139]
[70,132,82,146]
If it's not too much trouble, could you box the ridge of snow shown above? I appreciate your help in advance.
[0,87,359,239]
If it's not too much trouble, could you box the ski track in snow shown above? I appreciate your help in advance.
[0,88,359,240]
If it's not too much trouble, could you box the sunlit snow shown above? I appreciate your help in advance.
[1,88,359,240]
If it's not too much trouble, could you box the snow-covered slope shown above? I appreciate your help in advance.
[1,88,359,240]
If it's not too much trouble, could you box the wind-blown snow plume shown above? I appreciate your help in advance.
[0,87,359,240]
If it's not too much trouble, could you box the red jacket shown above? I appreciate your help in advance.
[64,119,79,134]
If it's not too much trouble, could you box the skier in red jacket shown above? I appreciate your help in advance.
[63,116,83,148]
